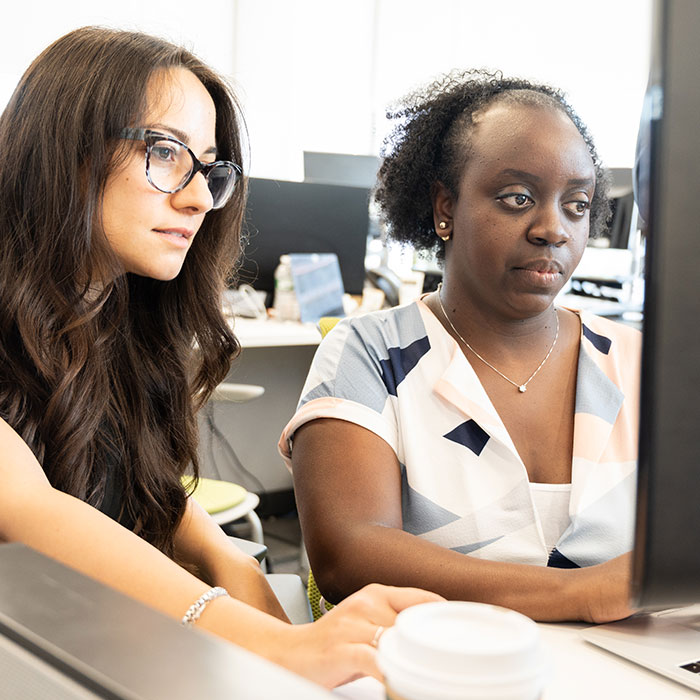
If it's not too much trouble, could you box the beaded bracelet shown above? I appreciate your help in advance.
[181,586,229,627]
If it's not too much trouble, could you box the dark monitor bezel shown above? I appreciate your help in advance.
[303,151,380,188]
[237,177,371,299]
[631,0,700,608]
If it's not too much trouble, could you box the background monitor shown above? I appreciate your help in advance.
[238,177,371,302]
[631,0,700,608]
[303,151,381,188]
[605,169,636,251]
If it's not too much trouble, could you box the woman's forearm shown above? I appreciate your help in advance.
[313,523,632,623]
[174,497,289,621]
[210,553,289,622]
[0,419,445,689]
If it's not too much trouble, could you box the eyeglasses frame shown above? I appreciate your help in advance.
[119,128,241,210]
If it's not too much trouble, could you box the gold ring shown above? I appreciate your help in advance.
[371,625,385,647]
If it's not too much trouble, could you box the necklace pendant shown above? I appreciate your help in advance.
[518,385,527,393]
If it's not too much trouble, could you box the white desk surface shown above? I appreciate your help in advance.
[334,620,699,699]
[231,316,322,348]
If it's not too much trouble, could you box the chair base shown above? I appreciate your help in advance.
[209,492,264,545]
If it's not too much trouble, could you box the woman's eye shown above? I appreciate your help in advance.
[563,200,590,217]
[497,192,533,209]
[151,144,179,164]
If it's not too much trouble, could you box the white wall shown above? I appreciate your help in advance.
[2,0,651,179]
[0,1,235,115]
[235,0,652,179]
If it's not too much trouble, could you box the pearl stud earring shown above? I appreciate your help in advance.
[437,221,450,241]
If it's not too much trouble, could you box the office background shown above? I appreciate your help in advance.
[2,0,651,179]
[0,0,653,570]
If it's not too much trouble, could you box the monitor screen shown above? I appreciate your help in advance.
[631,0,700,608]
[237,177,370,301]
[303,151,380,188]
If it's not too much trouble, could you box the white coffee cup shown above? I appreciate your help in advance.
[377,601,548,700]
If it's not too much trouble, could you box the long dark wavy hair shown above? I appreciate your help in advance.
[375,69,612,261]
[0,27,245,557]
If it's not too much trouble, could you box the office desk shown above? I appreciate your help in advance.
[232,316,322,348]
[334,620,699,699]
[198,317,321,506]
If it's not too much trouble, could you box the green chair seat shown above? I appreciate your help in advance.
[184,476,247,514]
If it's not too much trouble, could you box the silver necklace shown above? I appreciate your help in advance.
[436,283,559,394]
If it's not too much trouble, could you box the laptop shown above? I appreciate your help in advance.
[581,605,700,692]
[0,543,331,699]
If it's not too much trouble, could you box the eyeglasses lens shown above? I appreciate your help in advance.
[148,138,236,209]
[148,139,192,192]
[207,165,236,209]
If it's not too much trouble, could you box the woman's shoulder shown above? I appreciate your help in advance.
[577,311,640,338]
[563,307,641,339]
[0,415,25,448]
[331,300,428,343]
[0,415,47,483]
[570,309,642,360]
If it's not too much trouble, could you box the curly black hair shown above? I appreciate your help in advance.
[374,69,612,260]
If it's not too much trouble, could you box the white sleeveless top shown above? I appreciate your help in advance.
[530,483,572,554]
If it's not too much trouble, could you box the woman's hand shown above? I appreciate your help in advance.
[574,552,636,623]
[276,583,443,689]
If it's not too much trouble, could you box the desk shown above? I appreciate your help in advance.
[232,316,322,348]
[198,317,321,506]
[334,621,699,699]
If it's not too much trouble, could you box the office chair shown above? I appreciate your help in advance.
[317,316,341,338]
[185,475,264,545]
[191,382,266,545]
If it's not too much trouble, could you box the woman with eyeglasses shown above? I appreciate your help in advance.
[0,26,439,689]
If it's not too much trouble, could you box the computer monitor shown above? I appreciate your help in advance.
[237,177,370,302]
[631,0,700,608]
[303,151,381,188]
[605,191,636,251]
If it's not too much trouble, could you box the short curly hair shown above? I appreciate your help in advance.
[374,69,611,260]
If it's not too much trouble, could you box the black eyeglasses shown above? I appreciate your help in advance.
[120,128,240,210]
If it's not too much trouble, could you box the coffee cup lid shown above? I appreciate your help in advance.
[377,601,548,697]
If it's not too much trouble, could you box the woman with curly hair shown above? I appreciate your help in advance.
[283,70,641,623]
[0,26,440,689]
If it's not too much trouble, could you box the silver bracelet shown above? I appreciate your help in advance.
[181,586,229,627]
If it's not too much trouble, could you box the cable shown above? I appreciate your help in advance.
[204,403,268,513]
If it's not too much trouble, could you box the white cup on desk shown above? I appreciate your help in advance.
[377,601,548,700]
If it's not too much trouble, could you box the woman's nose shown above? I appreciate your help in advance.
[526,204,569,247]
[170,171,213,214]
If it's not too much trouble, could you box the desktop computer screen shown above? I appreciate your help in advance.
[631,0,700,608]
[303,151,381,188]
[237,177,370,303]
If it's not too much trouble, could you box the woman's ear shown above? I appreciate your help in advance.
[431,181,454,242]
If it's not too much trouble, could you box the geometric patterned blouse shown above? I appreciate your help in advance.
[279,299,642,568]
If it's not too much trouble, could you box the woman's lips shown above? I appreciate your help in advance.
[512,259,564,287]
[153,228,194,249]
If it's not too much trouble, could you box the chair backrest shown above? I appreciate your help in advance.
[306,316,341,620]
[307,569,334,621]
[317,316,341,338]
